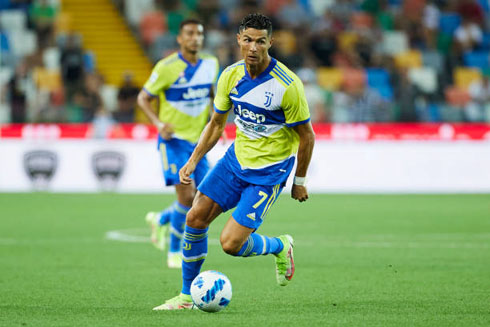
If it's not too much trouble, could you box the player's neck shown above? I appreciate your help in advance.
[180,51,200,65]
[246,56,271,79]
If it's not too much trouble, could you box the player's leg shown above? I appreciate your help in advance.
[221,183,295,286]
[153,159,242,310]
[166,183,195,269]
[152,192,223,310]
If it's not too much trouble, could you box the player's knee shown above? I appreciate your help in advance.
[220,236,241,255]
[185,208,207,229]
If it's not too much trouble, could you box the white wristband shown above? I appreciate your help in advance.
[293,176,307,186]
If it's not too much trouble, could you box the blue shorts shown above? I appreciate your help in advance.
[198,156,284,229]
[158,136,209,186]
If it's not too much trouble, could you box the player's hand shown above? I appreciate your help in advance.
[179,161,197,185]
[291,184,308,202]
[156,122,174,140]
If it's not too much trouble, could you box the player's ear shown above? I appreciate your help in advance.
[269,36,274,47]
[236,33,241,45]
[177,33,182,46]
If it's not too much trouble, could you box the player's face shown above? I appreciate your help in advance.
[237,28,272,66]
[178,23,204,54]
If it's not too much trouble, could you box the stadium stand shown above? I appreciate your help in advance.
[0,0,490,125]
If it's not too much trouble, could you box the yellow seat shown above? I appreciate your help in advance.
[394,50,422,69]
[55,12,71,34]
[454,67,482,90]
[317,67,343,91]
[338,32,358,51]
[33,68,62,92]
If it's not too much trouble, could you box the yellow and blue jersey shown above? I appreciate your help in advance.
[214,58,310,185]
[143,52,219,143]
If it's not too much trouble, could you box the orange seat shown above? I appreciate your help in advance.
[445,86,471,106]
[454,67,482,90]
[140,11,166,44]
[351,12,373,29]
[342,68,366,89]
[317,67,343,90]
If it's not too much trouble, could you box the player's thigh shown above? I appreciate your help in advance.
[232,183,284,230]
[158,139,187,186]
[186,191,224,229]
[197,157,244,213]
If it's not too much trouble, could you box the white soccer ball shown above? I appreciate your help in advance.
[190,270,232,313]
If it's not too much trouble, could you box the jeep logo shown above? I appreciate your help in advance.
[182,87,209,100]
[236,104,266,123]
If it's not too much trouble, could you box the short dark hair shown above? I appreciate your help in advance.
[179,18,203,31]
[239,13,272,36]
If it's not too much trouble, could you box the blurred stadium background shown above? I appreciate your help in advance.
[0,0,489,326]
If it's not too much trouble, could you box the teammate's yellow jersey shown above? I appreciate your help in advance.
[213,58,310,184]
[143,52,219,143]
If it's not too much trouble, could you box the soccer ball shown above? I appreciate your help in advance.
[190,270,232,313]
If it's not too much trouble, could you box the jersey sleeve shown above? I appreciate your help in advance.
[281,79,311,127]
[143,61,169,97]
[213,69,233,113]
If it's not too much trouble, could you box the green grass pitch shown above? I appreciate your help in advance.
[0,193,489,326]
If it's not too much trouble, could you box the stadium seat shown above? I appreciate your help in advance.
[439,13,461,36]
[55,12,71,34]
[422,50,444,73]
[463,51,490,70]
[317,67,343,90]
[408,67,438,93]
[454,67,482,89]
[479,0,489,13]
[33,68,62,92]
[140,11,166,45]
[445,86,471,106]
[0,9,26,32]
[0,32,9,51]
[274,30,297,55]
[479,33,490,50]
[342,68,366,89]
[8,30,37,57]
[382,31,408,55]
[0,0,11,11]
[338,32,358,51]
[366,68,390,87]
[100,84,118,112]
[374,84,394,100]
[351,12,373,29]
[43,47,61,70]
[83,51,96,74]
[394,50,422,69]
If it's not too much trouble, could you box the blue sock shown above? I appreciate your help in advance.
[181,225,208,295]
[235,233,284,257]
[169,202,190,253]
[158,202,176,226]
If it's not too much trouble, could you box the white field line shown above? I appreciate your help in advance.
[1,229,488,249]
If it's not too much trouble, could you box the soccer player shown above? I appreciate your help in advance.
[137,19,219,269]
[153,13,315,310]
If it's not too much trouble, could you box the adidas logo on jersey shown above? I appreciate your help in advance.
[230,87,238,95]
[247,212,256,220]
[183,87,210,100]
[236,104,266,123]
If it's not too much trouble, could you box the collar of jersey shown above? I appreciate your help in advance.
[178,52,202,67]
[243,57,277,82]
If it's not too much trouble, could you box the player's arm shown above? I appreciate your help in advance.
[291,122,315,202]
[180,110,229,185]
[137,90,173,139]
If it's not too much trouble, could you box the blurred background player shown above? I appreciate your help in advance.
[137,19,219,269]
[153,13,315,310]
